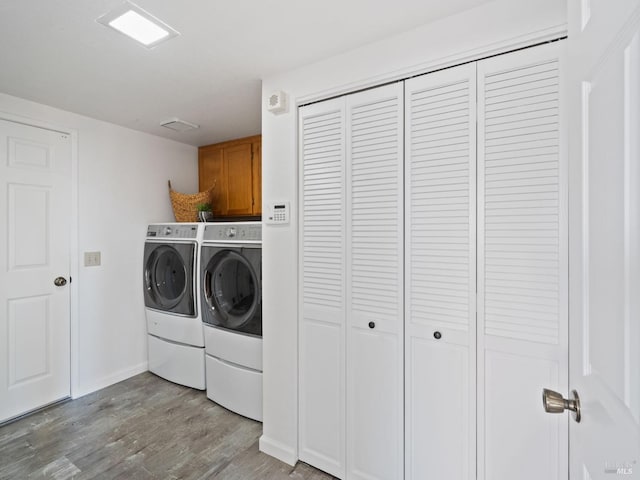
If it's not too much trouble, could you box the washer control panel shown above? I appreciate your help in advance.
[203,222,261,242]
[146,224,198,238]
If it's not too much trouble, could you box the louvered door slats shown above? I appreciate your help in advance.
[349,92,400,294]
[301,102,344,299]
[482,41,562,331]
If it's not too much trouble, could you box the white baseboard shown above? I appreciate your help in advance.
[259,435,298,466]
[71,361,148,399]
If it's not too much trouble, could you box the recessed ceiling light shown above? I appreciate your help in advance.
[160,118,200,132]
[97,2,179,49]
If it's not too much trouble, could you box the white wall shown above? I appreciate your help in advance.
[0,92,198,398]
[260,0,567,465]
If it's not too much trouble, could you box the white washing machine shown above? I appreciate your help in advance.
[143,223,205,389]
[200,222,262,421]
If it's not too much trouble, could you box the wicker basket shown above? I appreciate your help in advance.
[168,180,216,222]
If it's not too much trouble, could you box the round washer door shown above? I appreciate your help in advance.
[145,245,188,310]
[203,250,260,330]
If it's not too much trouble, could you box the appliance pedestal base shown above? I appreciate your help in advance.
[206,354,262,421]
[148,334,205,390]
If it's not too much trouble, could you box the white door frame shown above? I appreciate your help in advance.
[0,110,80,400]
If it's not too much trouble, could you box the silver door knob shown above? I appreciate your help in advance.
[54,277,67,287]
[542,388,581,423]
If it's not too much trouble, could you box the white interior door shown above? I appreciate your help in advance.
[477,43,568,480]
[0,118,72,423]
[404,62,477,480]
[568,0,640,477]
[299,83,404,480]
[299,98,347,478]
[345,82,404,480]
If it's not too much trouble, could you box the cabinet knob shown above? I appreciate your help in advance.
[433,331,442,339]
[368,321,375,329]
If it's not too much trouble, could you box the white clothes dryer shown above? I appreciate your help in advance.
[143,223,205,389]
[199,222,262,421]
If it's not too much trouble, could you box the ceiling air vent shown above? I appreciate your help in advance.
[160,118,199,132]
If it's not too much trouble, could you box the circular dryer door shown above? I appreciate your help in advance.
[145,245,188,310]
[203,250,260,330]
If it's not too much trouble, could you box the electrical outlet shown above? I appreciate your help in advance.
[84,251,101,267]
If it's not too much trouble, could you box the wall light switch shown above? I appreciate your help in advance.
[84,251,101,267]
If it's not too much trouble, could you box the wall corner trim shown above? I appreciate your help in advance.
[259,435,298,466]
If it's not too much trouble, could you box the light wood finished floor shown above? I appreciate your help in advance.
[0,372,335,480]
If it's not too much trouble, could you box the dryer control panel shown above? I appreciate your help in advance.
[203,223,261,242]
[147,224,198,238]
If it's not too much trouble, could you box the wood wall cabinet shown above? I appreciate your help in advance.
[198,135,261,217]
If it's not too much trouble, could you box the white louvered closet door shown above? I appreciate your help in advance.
[298,98,346,478]
[345,83,404,480]
[405,63,477,480]
[477,43,567,480]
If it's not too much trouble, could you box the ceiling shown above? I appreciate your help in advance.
[0,0,491,146]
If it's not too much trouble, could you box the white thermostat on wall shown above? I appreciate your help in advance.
[266,201,290,224]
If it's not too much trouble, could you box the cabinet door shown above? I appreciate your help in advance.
[404,63,477,480]
[298,98,346,479]
[476,43,567,480]
[346,83,404,480]
[252,139,262,215]
[198,146,226,216]
[224,143,254,216]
